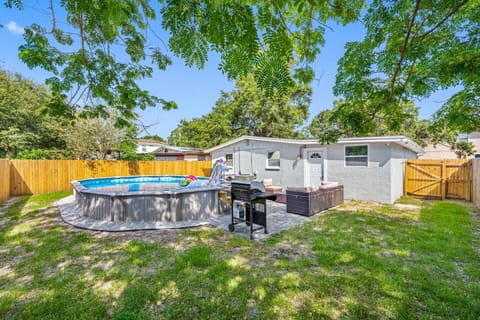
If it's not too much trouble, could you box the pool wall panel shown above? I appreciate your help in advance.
[72,180,222,222]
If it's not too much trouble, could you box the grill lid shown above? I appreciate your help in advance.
[231,180,266,193]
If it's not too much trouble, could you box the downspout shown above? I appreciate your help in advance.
[250,141,253,175]
[237,145,241,175]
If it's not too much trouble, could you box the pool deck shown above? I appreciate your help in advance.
[57,195,311,240]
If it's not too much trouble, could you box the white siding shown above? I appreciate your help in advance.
[184,155,198,161]
[136,143,163,154]
[390,144,417,202]
[326,143,393,203]
[211,138,419,203]
[211,139,305,188]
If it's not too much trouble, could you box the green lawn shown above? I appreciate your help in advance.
[0,192,479,319]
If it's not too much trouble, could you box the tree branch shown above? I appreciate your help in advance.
[388,0,421,102]
[78,11,84,51]
[370,0,421,120]
[416,0,469,41]
[49,0,56,32]
[275,7,303,42]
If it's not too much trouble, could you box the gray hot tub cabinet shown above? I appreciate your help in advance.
[286,184,344,216]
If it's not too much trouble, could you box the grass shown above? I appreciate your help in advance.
[0,192,479,319]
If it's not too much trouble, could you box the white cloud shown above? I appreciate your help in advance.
[6,21,24,35]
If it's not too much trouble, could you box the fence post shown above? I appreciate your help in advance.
[467,160,472,202]
[441,160,446,200]
[0,160,11,202]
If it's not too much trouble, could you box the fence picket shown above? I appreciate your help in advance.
[5,160,212,197]
[405,159,472,200]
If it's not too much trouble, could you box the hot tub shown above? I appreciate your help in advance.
[71,176,222,222]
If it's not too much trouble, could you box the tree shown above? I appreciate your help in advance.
[306,99,431,146]
[451,141,476,159]
[334,0,479,135]
[65,113,125,160]
[6,1,477,134]
[119,125,155,161]
[433,88,480,133]
[168,74,311,149]
[0,70,70,158]
[139,135,165,143]
[3,0,363,119]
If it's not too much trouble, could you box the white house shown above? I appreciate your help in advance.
[205,135,423,203]
[136,139,209,161]
[136,139,165,154]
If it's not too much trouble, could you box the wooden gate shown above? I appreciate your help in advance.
[404,159,472,200]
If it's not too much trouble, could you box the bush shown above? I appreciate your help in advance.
[121,151,155,161]
[14,149,71,159]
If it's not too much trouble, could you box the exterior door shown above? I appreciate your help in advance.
[307,150,324,187]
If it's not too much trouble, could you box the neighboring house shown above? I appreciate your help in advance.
[136,139,209,161]
[418,142,457,159]
[462,132,480,158]
[136,139,165,154]
[205,135,423,204]
[419,132,480,159]
[152,144,210,161]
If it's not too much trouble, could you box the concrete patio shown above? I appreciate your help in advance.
[57,196,311,240]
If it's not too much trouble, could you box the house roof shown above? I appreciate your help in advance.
[204,135,424,154]
[136,139,204,154]
[468,132,480,139]
[152,145,204,154]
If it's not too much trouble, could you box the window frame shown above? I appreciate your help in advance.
[225,153,233,167]
[266,150,281,170]
[344,145,369,167]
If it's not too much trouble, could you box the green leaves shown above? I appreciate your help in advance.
[451,140,476,159]
[4,0,23,9]
[5,0,366,117]
[306,99,430,146]
[335,0,479,134]
[168,74,311,148]
[8,0,173,120]
[254,52,292,97]
[433,87,480,133]
[0,70,70,157]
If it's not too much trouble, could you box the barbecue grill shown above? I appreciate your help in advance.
[229,180,276,239]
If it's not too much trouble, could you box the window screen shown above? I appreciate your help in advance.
[345,145,368,166]
[267,151,281,168]
[225,154,233,166]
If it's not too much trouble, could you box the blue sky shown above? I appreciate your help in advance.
[1,5,457,140]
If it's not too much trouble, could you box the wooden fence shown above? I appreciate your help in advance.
[404,159,472,200]
[473,159,480,207]
[0,160,10,202]
[7,160,212,197]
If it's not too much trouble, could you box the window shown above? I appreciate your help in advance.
[267,151,281,169]
[141,145,147,152]
[345,145,368,167]
[310,152,322,159]
[225,153,233,166]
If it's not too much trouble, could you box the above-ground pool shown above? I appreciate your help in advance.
[72,176,222,223]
